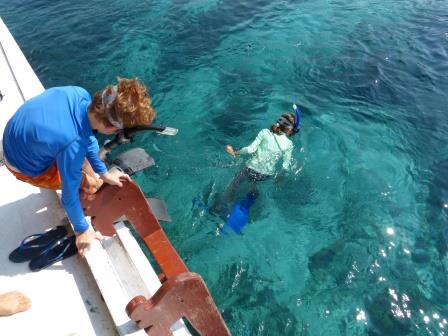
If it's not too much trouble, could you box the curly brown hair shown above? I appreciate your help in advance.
[89,77,156,128]
[271,112,296,136]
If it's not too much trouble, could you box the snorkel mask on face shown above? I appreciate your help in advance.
[276,104,301,135]
[276,116,295,131]
[101,85,124,129]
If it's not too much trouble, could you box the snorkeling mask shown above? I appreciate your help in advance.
[276,116,295,130]
[276,104,301,135]
[101,85,124,129]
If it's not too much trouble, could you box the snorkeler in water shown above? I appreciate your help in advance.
[220,104,301,209]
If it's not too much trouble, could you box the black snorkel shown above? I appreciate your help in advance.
[99,124,178,160]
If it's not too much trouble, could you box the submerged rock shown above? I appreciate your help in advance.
[364,292,411,335]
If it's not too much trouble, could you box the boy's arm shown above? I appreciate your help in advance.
[86,135,107,174]
[86,136,131,187]
[57,140,90,234]
[58,140,104,256]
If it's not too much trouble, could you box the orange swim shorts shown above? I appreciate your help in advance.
[6,162,98,193]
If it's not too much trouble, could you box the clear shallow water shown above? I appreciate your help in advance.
[2,0,448,334]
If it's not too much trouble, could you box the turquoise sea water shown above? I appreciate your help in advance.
[2,0,448,334]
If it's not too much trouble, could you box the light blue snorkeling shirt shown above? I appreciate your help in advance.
[3,86,107,233]
[238,128,293,176]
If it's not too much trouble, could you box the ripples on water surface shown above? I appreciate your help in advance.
[3,0,448,334]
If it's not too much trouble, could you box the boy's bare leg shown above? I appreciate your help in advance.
[0,291,31,316]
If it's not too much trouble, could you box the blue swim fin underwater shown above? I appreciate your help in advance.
[223,191,258,234]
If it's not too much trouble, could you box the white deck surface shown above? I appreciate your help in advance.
[0,17,117,336]
[0,17,191,336]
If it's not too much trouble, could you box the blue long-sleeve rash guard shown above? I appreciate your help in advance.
[3,86,108,233]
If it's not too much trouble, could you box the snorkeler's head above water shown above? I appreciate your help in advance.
[271,104,301,136]
[272,114,296,136]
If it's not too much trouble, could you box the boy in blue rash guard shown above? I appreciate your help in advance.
[2,78,156,256]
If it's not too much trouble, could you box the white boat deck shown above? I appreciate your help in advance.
[0,17,190,336]
[0,17,116,335]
